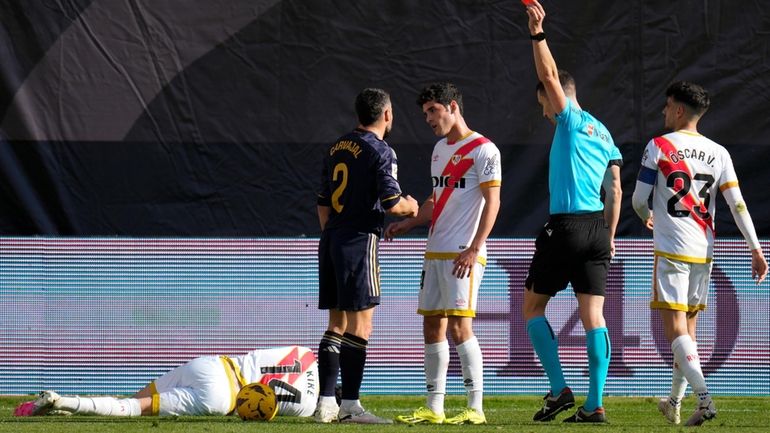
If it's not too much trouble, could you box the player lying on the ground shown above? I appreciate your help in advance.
[14,346,318,418]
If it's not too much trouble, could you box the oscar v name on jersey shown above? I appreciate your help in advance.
[667,147,716,167]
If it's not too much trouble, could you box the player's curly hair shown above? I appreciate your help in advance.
[666,81,710,116]
[416,82,463,115]
[355,88,390,126]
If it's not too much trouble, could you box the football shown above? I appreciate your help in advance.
[235,382,278,421]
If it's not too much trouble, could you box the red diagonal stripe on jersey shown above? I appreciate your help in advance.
[653,136,714,235]
[259,347,316,385]
[430,137,489,231]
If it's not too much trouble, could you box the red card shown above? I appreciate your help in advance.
[521,0,535,5]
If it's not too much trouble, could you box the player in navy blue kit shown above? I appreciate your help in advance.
[314,88,418,424]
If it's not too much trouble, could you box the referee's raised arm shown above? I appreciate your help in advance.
[526,0,566,114]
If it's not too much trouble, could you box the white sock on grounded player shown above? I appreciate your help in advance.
[57,396,141,416]
[424,340,449,415]
[671,335,709,400]
[457,336,484,413]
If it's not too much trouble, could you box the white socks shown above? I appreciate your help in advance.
[424,337,484,414]
[671,335,709,399]
[670,361,687,403]
[318,395,337,407]
[457,336,484,413]
[57,396,141,416]
[424,340,449,414]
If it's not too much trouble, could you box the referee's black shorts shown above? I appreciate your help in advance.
[318,228,381,311]
[525,211,611,297]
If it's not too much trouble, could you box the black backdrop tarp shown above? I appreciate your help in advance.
[0,0,768,236]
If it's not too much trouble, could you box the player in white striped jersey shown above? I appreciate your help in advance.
[632,81,767,426]
[424,130,501,259]
[387,82,501,425]
[14,346,319,418]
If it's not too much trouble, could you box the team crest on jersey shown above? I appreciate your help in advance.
[451,154,462,165]
[585,124,594,136]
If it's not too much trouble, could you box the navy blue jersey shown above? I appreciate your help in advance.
[317,129,402,235]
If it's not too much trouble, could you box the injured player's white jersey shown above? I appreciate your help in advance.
[232,346,319,417]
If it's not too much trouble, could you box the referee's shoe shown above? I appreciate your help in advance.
[533,387,575,421]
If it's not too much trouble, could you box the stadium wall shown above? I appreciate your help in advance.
[1,237,767,397]
[2,1,769,237]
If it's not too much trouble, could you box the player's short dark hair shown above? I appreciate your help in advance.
[355,88,390,126]
[536,70,576,95]
[666,81,710,116]
[416,82,464,115]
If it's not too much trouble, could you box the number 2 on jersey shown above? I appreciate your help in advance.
[331,162,348,213]
[666,171,714,218]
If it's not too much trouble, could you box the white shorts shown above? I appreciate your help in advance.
[152,355,233,416]
[650,255,712,312]
[418,258,485,317]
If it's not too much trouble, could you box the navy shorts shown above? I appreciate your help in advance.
[318,229,381,311]
[525,212,611,297]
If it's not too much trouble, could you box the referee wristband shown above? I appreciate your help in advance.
[530,32,546,41]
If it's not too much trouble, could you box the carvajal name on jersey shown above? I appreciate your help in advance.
[668,148,715,166]
[329,140,362,158]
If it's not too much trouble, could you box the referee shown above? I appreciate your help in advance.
[520,1,623,424]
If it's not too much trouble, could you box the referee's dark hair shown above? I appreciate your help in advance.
[417,82,464,115]
[536,69,576,97]
[666,81,710,116]
[355,88,390,127]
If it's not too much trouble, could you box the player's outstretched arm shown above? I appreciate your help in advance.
[384,196,433,240]
[387,194,419,218]
[524,0,567,114]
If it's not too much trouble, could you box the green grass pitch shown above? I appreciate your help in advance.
[1,394,769,432]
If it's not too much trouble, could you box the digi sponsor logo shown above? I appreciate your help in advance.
[432,176,466,188]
